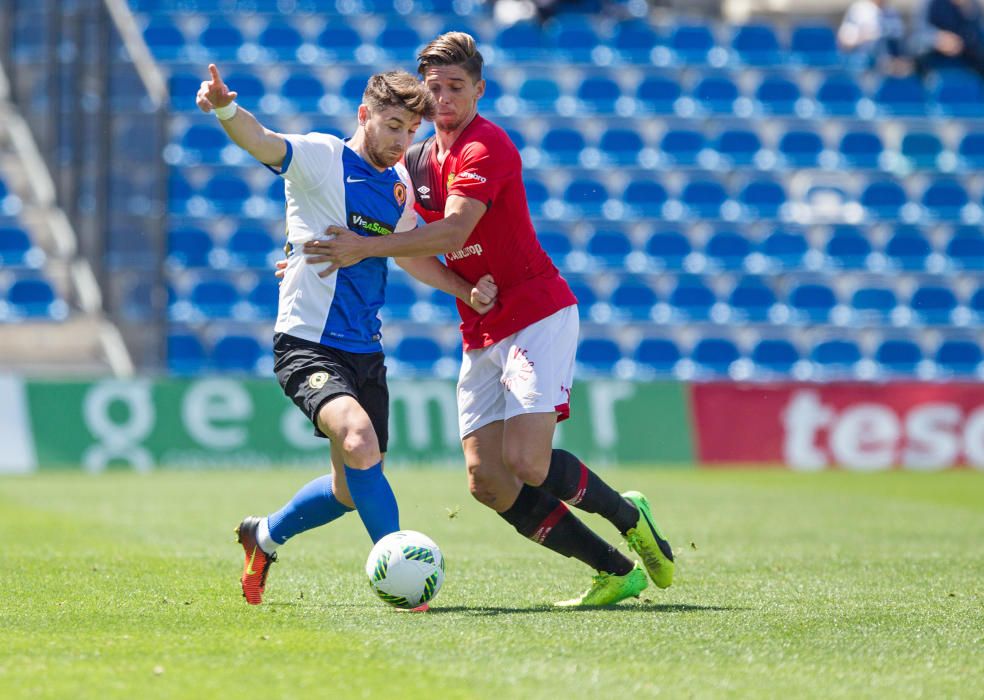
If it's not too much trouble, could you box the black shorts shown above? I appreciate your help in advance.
[273,333,389,451]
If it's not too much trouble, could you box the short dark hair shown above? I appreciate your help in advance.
[416,32,484,83]
[363,71,436,120]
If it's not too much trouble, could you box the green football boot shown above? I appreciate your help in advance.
[621,490,675,589]
[555,563,648,607]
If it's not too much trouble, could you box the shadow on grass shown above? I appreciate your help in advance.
[425,602,743,616]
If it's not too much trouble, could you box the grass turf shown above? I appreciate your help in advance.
[1,468,982,699]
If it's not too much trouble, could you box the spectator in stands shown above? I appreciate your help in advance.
[913,0,984,77]
[838,0,911,73]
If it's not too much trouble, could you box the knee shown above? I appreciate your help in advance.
[465,461,499,508]
[340,428,380,468]
[502,450,546,486]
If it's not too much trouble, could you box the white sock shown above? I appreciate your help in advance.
[257,517,279,554]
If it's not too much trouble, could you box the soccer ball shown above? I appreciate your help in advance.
[365,530,445,609]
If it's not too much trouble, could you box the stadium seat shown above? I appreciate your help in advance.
[496,21,551,61]
[524,177,551,217]
[861,179,908,220]
[586,229,632,268]
[909,285,959,325]
[376,24,422,62]
[380,279,417,321]
[168,72,202,111]
[669,24,716,65]
[212,334,265,374]
[874,77,927,116]
[567,279,598,319]
[692,76,740,114]
[202,173,251,215]
[691,337,740,376]
[814,74,863,116]
[563,178,608,217]
[777,130,824,168]
[142,19,186,61]
[755,76,802,115]
[704,230,751,270]
[167,333,207,375]
[538,229,574,262]
[611,20,659,64]
[280,74,325,113]
[540,128,586,166]
[598,128,645,166]
[517,77,561,112]
[659,128,705,166]
[315,25,363,62]
[727,277,778,322]
[635,75,682,114]
[6,278,66,319]
[577,338,623,374]
[752,338,800,374]
[424,288,459,321]
[758,229,808,270]
[577,77,622,114]
[340,72,374,109]
[680,179,728,219]
[246,279,280,320]
[838,130,884,170]
[788,283,838,323]
[957,132,984,171]
[669,277,716,320]
[713,129,763,166]
[934,339,982,376]
[900,132,945,170]
[850,286,897,323]
[222,72,265,112]
[621,179,668,222]
[167,226,213,268]
[167,171,195,214]
[179,124,227,164]
[0,225,39,267]
[644,230,692,270]
[550,17,602,63]
[226,226,277,269]
[198,20,245,62]
[824,226,872,269]
[811,338,862,376]
[737,179,786,219]
[971,288,984,321]
[633,338,681,375]
[610,278,658,320]
[933,70,984,116]
[790,25,838,67]
[884,227,932,270]
[945,228,984,269]
[731,24,781,66]
[874,338,923,374]
[189,278,239,318]
[921,179,969,221]
[257,21,304,61]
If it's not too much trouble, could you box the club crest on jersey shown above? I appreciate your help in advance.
[447,172,455,188]
[308,372,330,390]
[394,181,407,206]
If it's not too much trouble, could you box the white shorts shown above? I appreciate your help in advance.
[457,305,579,439]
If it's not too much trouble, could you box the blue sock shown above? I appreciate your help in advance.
[344,462,400,543]
[267,475,354,545]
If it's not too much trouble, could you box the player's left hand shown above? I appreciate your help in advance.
[468,274,498,314]
[304,227,367,277]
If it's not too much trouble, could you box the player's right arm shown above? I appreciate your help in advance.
[196,63,287,168]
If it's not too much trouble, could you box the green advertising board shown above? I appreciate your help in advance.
[1,377,693,472]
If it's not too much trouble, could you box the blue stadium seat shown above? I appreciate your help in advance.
[691,337,740,375]
[577,77,622,113]
[645,230,691,270]
[6,278,66,319]
[203,173,251,214]
[790,24,838,67]
[633,338,681,375]
[525,177,551,217]
[623,180,668,218]
[266,176,285,207]
[777,129,824,168]
[340,73,373,109]
[738,179,786,219]
[379,279,417,320]
[850,286,897,323]
[935,339,983,376]
[504,128,526,151]
[704,230,751,270]
[788,283,838,323]
[280,74,325,113]
[168,72,202,111]
[874,76,927,116]
[755,76,801,115]
[246,279,279,319]
[659,128,705,166]
[212,334,265,374]
[168,333,207,375]
[957,132,984,170]
[875,338,923,375]
[727,277,777,322]
[692,76,740,114]
[496,21,551,61]
[900,132,944,170]
[971,288,984,320]
[731,24,781,66]
[839,130,884,169]
[758,229,808,270]
[540,128,586,166]
[577,338,623,374]
[167,171,195,214]
[199,20,245,62]
[825,226,872,269]
[424,288,458,321]
[635,75,682,114]
[811,338,862,376]
[945,229,984,269]
[189,278,239,318]
[921,179,969,221]
[550,17,602,63]
[586,229,632,268]
[538,229,573,261]
[180,124,227,163]
[669,277,716,320]
[223,72,265,112]
[258,21,304,61]
[752,339,799,374]
[567,279,598,319]
[168,226,213,268]
[861,179,908,220]
[669,24,715,65]
[909,285,959,325]
[376,24,422,62]
[885,227,932,270]
[316,25,363,62]
[933,70,984,116]
[143,20,186,61]
[610,278,657,320]
[517,77,561,112]
[612,20,659,64]
[0,225,39,267]
[815,74,863,116]
[598,128,645,166]
[712,129,763,167]
[680,179,728,219]
[226,226,277,269]
[563,178,608,217]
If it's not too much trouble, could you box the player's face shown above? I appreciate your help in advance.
[362,105,422,169]
[422,65,485,133]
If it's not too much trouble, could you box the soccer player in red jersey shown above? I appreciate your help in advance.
[308,33,675,606]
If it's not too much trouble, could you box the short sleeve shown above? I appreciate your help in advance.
[447,138,517,207]
[268,132,341,191]
[394,165,419,233]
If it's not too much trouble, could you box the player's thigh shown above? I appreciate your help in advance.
[501,411,558,485]
[461,420,521,512]
[316,394,381,468]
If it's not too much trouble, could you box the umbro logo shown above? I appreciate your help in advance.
[418,185,430,194]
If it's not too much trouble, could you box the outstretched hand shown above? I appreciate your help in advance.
[196,63,237,114]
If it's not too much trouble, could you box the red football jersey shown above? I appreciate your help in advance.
[404,115,576,349]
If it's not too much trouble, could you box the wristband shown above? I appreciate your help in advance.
[213,102,238,121]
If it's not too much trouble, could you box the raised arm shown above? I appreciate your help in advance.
[196,64,287,167]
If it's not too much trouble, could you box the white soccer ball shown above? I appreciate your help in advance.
[365,530,445,609]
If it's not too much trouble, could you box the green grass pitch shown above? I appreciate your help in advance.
[2,467,982,699]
